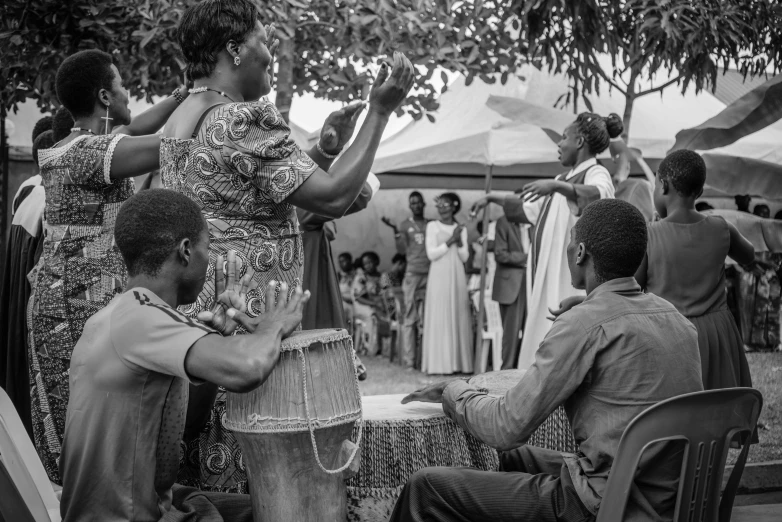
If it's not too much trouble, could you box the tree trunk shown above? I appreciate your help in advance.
[621,67,640,141]
[275,36,295,123]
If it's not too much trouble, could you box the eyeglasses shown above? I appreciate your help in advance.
[435,202,453,209]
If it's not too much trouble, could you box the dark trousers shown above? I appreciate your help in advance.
[499,277,526,370]
[389,446,594,522]
[161,484,254,522]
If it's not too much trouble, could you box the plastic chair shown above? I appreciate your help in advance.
[597,388,762,522]
[475,299,503,373]
[0,387,61,522]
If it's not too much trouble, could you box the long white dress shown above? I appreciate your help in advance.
[513,158,614,369]
[422,220,473,374]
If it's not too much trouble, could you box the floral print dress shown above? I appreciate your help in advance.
[28,133,132,483]
[159,99,317,492]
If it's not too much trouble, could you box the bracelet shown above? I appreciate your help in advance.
[171,87,185,105]
[317,141,341,159]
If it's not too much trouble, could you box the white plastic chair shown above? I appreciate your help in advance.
[475,299,503,373]
[0,387,61,521]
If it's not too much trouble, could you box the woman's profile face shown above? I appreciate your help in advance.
[107,64,131,126]
[238,21,273,100]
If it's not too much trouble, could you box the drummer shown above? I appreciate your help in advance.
[58,190,309,522]
[395,199,703,522]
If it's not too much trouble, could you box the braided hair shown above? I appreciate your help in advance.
[574,112,624,155]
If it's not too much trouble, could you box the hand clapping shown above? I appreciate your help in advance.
[369,51,416,117]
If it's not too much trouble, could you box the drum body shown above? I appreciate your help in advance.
[345,394,499,522]
[224,329,361,522]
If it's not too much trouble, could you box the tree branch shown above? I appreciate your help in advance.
[587,48,627,95]
[635,74,683,98]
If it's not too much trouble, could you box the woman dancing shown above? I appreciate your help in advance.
[472,113,620,369]
[28,49,187,482]
[159,0,414,492]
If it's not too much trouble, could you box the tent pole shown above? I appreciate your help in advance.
[473,164,493,373]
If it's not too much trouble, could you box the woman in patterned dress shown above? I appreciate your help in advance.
[159,0,415,493]
[28,50,188,483]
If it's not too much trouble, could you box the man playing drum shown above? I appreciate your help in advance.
[396,199,703,522]
[58,189,309,522]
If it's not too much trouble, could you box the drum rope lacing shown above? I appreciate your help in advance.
[298,342,364,475]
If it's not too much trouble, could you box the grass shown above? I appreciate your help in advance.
[358,351,782,464]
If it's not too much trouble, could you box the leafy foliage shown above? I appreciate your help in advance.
[514,0,782,136]
[1,0,524,121]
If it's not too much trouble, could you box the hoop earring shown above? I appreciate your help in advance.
[100,104,114,134]
[234,56,241,66]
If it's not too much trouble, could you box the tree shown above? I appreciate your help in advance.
[1,0,524,123]
[514,0,782,139]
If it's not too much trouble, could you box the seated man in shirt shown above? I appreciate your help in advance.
[394,199,703,522]
[59,189,309,522]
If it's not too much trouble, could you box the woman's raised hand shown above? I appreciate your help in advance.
[369,51,416,117]
[319,101,367,154]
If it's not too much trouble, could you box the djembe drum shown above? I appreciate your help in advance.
[345,394,499,522]
[469,369,578,453]
[224,329,362,522]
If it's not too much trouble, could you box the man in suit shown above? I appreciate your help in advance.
[492,214,529,369]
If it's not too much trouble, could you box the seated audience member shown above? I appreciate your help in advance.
[384,253,407,321]
[59,189,309,522]
[393,199,703,522]
[338,252,357,303]
[753,204,771,219]
[352,251,391,354]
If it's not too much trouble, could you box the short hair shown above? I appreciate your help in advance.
[360,251,380,266]
[775,210,782,220]
[31,116,53,143]
[177,0,260,80]
[391,253,406,264]
[753,204,770,217]
[338,252,353,261]
[409,191,424,201]
[52,106,75,143]
[658,149,706,197]
[115,189,207,277]
[56,50,116,119]
[574,112,623,155]
[438,192,462,214]
[575,199,647,283]
[695,201,713,212]
[32,130,54,166]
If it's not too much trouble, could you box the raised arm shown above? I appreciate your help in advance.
[726,221,755,265]
[109,135,162,180]
[285,52,415,218]
[113,87,188,137]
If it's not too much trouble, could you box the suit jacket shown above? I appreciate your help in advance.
[492,215,527,305]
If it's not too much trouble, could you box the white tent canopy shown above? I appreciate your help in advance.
[373,65,782,195]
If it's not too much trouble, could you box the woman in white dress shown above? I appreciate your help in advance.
[422,193,473,374]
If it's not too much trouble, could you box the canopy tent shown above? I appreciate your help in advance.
[374,66,782,197]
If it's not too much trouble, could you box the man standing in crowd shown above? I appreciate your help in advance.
[382,191,429,369]
[492,214,530,369]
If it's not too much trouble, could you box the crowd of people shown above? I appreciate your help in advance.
[0,0,774,520]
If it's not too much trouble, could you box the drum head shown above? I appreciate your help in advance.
[280,328,351,352]
[360,394,445,421]
[468,369,526,396]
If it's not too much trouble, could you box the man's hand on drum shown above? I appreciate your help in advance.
[228,281,311,340]
[401,380,451,404]
[197,250,256,336]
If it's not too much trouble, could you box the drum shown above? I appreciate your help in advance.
[345,394,499,522]
[469,369,578,453]
[224,329,362,522]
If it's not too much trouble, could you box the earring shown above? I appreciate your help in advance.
[100,104,114,134]
[234,56,241,66]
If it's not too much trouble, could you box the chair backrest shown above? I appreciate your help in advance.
[484,300,504,333]
[596,388,762,522]
[0,387,60,522]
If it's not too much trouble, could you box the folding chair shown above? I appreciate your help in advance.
[0,387,61,522]
[597,388,762,522]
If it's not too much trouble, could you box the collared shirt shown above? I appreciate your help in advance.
[443,277,703,521]
[397,217,430,274]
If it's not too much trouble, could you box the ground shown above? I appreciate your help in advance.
[358,351,782,464]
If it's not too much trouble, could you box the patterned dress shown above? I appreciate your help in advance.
[159,99,317,493]
[28,133,131,483]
